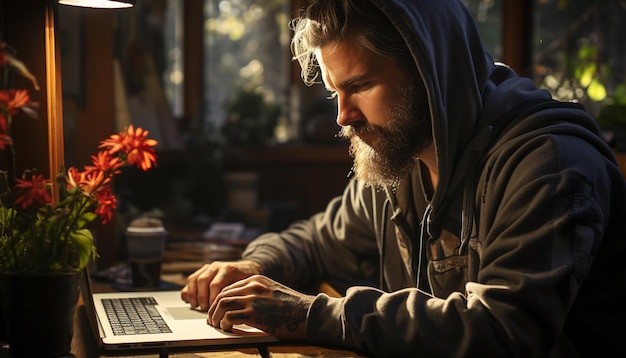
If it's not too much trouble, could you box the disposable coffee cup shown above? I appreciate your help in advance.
[125,225,166,288]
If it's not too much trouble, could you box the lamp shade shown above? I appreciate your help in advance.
[58,0,135,8]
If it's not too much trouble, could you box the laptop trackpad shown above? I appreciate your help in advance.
[167,307,207,320]
[165,307,266,335]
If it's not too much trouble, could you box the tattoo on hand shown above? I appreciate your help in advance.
[252,290,307,333]
[232,313,250,321]
[223,299,239,308]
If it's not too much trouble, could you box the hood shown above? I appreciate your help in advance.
[368,0,604,225]
[369,0,493,208]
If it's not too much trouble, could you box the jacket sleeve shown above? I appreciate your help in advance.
[242,178,385,288]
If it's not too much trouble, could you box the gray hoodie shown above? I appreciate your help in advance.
[243,0,626,356]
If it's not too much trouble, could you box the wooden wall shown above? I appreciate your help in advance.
[1,0,53,179]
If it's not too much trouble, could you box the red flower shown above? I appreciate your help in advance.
[8,89,29,113]
[66,167,82,190]
[14,173,52,209]
[100,125,157,171]
[126,142,158,171]
[94,186,117,224]
[67,167,109,196]
[0,113,10,150]
[0,89,30,115]
[85,150,123,174]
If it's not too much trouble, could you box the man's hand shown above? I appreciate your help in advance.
[208,275,314,340]
[181,260,263,312]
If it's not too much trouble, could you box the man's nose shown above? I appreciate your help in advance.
[336,95,361,127]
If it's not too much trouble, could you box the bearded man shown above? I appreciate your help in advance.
[182,0,626,356]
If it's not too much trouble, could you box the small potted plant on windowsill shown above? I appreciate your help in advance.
[220,85,281,216]
[0,41,158,357]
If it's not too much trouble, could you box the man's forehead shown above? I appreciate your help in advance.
[315,40,379,89]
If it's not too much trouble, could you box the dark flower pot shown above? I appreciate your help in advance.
[0,271,80,357]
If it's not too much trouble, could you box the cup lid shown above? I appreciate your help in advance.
[126,226,166,234]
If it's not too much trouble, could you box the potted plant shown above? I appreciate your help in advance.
[0,41,158,357]
[222,85,282,147]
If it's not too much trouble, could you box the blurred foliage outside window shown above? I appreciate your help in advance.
[201,0,290,147]
[532,0,626,148]
[465,0,626,149]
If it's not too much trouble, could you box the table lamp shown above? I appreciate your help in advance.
[42,0,135,203]
[58,0,135,8]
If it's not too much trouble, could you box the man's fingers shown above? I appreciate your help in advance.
[209,295,244,328]
[180,282,193,304]
[181,264,217,310]
[181,261,264,312]
[220,308,254,332]
[205,275,311,340]
[208,285,255,327]
[207,266,250,307]
[196,266,219,311]
[183,274,199,308]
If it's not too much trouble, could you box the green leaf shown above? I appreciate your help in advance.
[70,229,96,270]
[587,79,607,102]
[578,63,597,88]
[5,53,40,91]
[76,212,98,229]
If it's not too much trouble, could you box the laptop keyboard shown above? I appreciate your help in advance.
[102,297,173,335]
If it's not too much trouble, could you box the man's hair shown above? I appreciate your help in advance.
[290,0,415,86]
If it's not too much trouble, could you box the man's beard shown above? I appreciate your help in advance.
[338,81,432,189]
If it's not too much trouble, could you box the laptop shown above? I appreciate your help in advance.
[79,269,279,351]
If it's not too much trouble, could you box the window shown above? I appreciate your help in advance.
[203,0,291,144]
[112,0,184,150]
[463,0,502,61]
[464,0,626,148]
[107,0,626,150]
[531,0,626,129]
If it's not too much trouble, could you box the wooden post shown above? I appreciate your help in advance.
[45,0,65,204]
[502,0,532,76]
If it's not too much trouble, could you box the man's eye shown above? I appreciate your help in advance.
[350,82,368,92]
